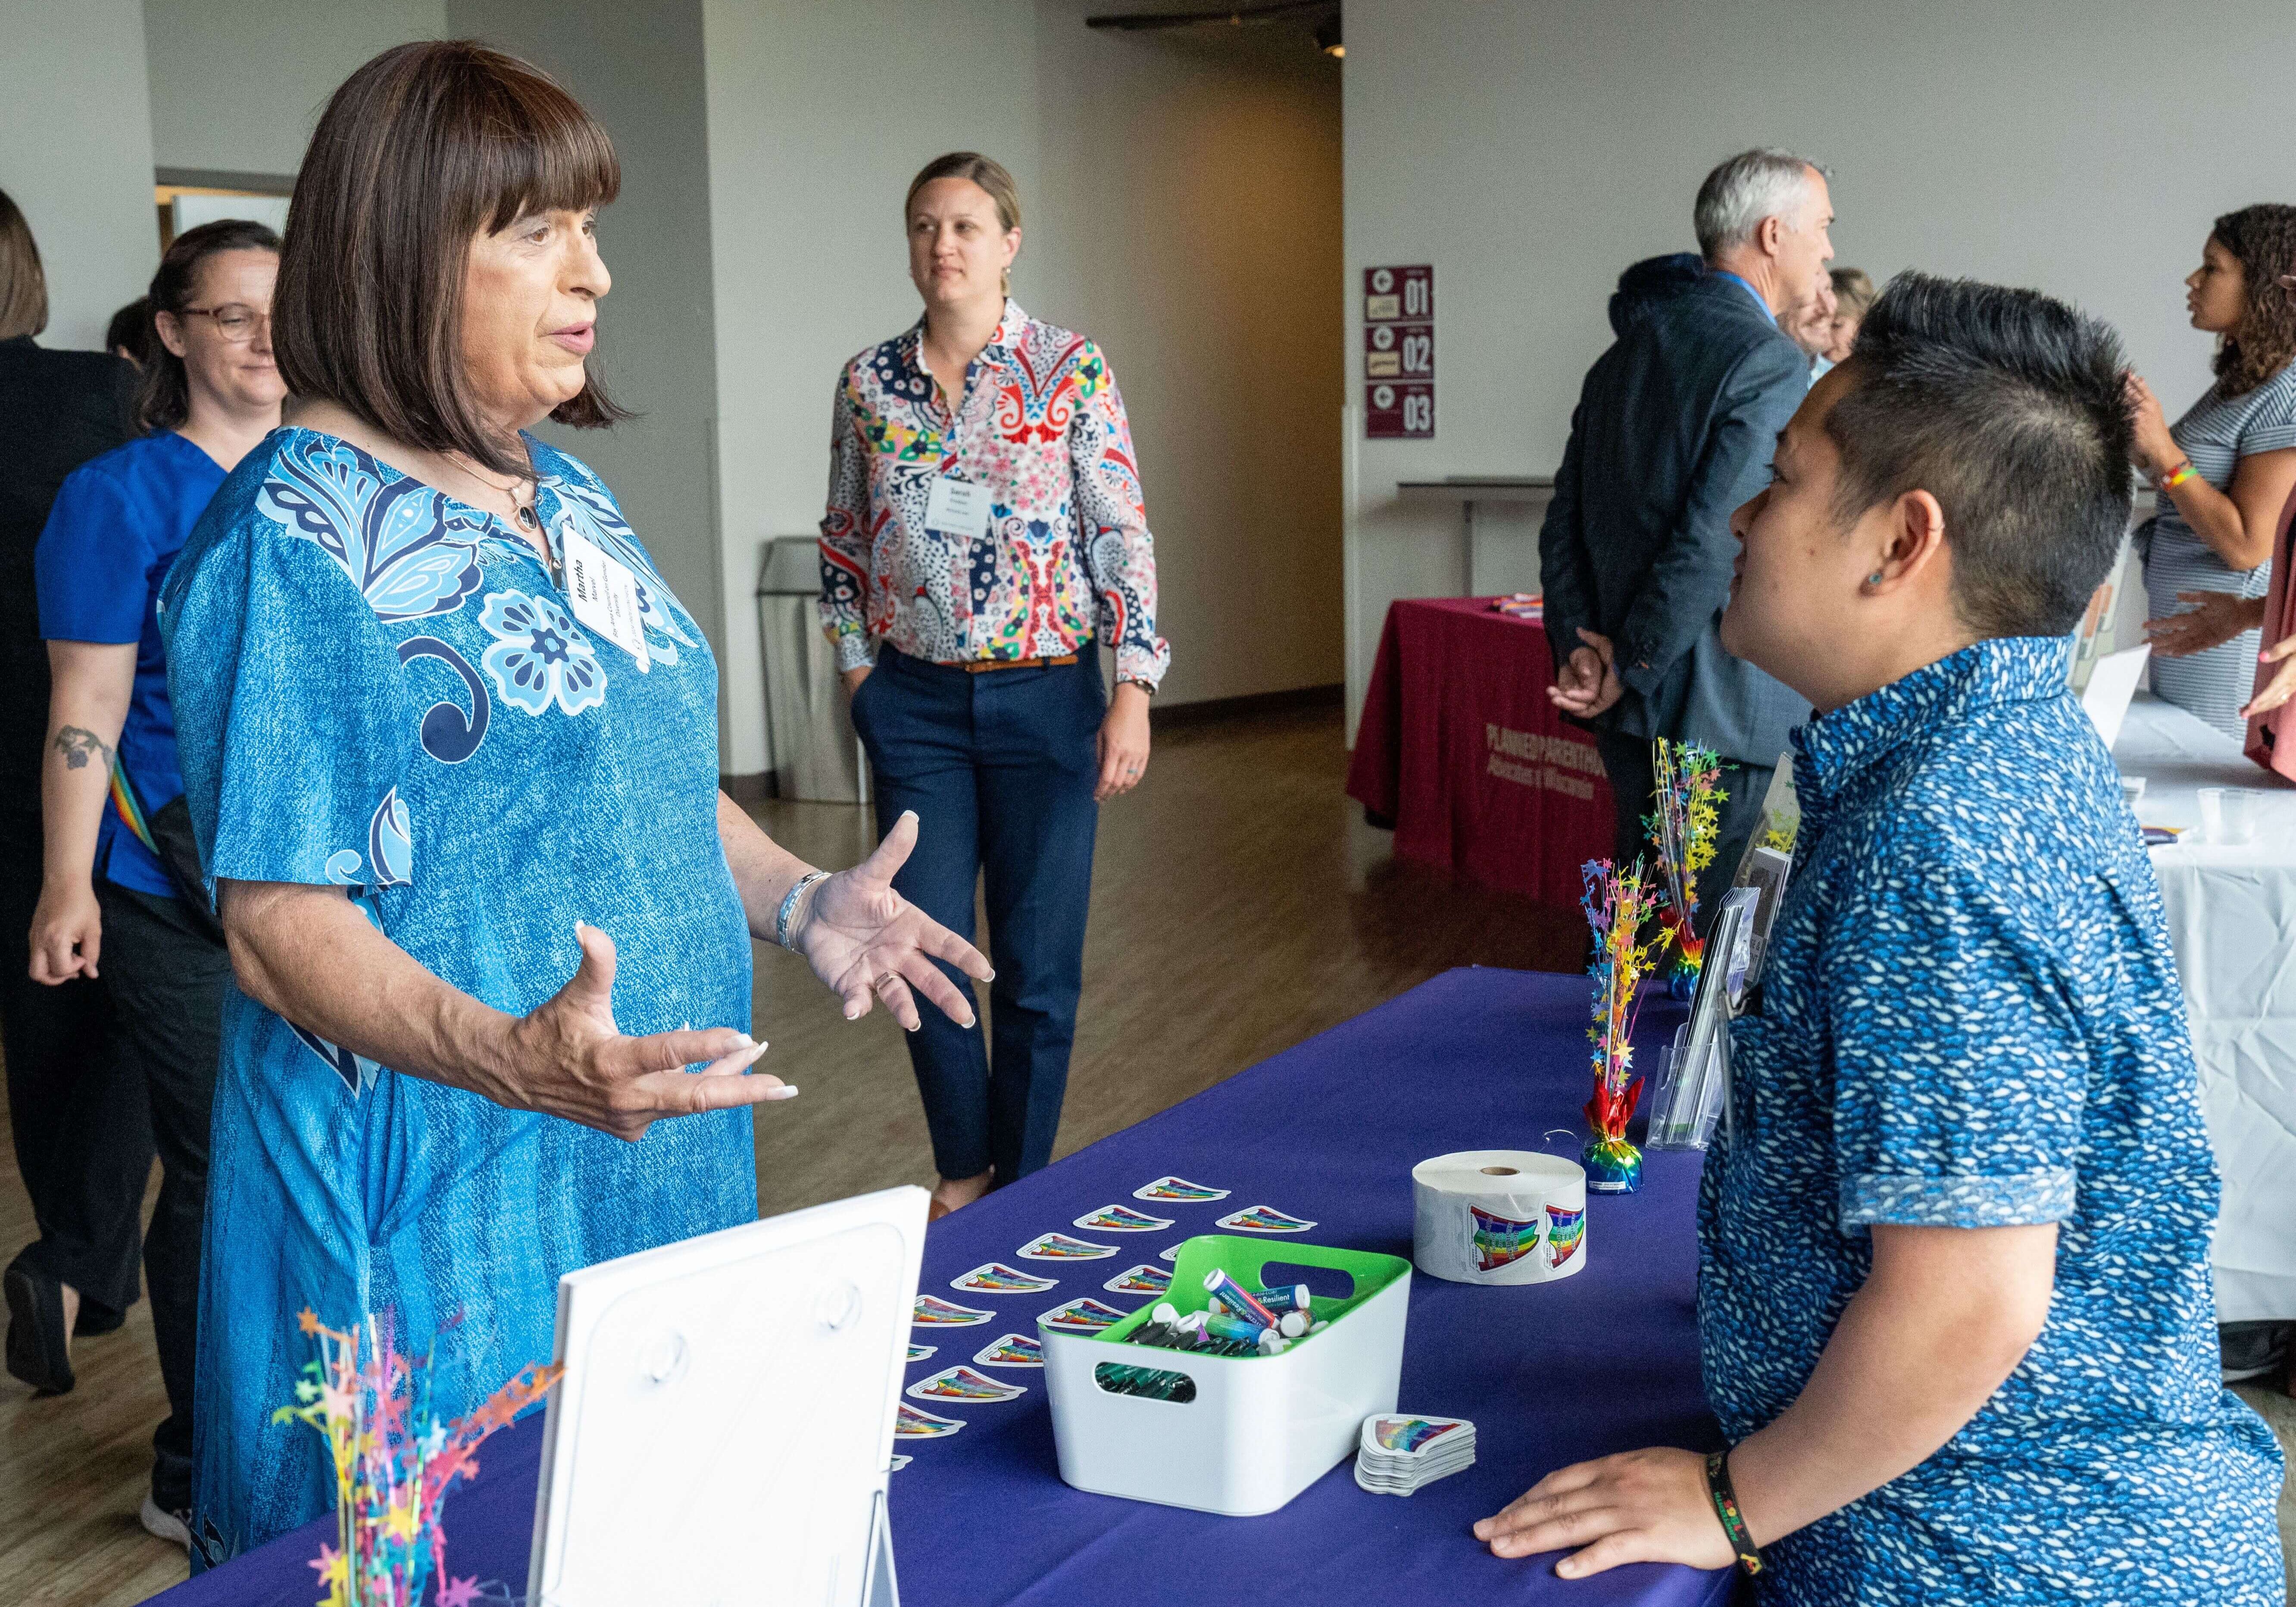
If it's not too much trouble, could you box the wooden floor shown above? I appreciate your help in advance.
[1,703,2290,1602]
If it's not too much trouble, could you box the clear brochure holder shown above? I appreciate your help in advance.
[525,1185,928,1607]
[1646,886,1759,1151]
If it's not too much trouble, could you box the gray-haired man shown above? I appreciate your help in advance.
[1539,148,1834,915]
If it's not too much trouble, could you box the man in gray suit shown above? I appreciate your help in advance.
[1538,148,1834,922]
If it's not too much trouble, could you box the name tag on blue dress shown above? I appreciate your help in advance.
[925,476,992,540]
[561,523,652,672]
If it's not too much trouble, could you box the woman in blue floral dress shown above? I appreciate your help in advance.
[160,42,989,1565]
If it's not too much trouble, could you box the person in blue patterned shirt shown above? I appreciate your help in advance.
[1478,274,2286,1602]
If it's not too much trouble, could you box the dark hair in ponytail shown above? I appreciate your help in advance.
[136,218,280,434]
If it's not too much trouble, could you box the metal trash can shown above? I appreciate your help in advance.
[756,536,870,804]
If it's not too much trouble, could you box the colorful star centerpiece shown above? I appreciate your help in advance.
[1646,739,1725,1000]
[273,1307,561,1607]
[1580,858,1669,1194]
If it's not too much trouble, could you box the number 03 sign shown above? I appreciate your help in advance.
[1364,264,1433,439]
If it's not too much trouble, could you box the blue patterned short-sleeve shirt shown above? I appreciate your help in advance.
[1698,637,2284,1604]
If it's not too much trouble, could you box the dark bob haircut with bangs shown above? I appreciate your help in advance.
[1826,272,2133,640]
[275,40,626,477]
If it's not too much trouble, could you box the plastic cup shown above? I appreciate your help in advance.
[2197,788,2224,842]
[2221,788,2264,846]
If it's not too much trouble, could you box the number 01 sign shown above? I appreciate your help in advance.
[1364,264,1433,439]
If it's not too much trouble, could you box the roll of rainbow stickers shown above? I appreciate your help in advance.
[1355,1413,1476,1495]
[1016,1232,1118,1261]
[906,1343,937,1362]
[952,1261,1057,1294]
[907,1365,1026,1404]
[1073,1204,1175,1234]
[1037,1296,1128,1334]
[1214,1204,1318,1234]
[912,1294,995,1326]
[895,1403,965,1438]
[972,1333,1046,1369]
[1133,1176,1232,1203]
[1102,1262,1173,1296]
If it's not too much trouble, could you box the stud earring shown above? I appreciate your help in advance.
[1867,572,1885,585]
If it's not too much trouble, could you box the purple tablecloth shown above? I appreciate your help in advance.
[150,967,1734,1607]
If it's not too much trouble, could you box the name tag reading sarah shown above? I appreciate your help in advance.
[925,475,992,540]
[560,523,650,672]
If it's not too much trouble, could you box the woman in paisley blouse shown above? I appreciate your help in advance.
[160,42,988,1563]
[818,153,1171,1217]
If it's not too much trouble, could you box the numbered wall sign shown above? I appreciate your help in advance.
[1365,264,1433,439]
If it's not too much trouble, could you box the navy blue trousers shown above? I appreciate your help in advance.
[850,646,1102,1183]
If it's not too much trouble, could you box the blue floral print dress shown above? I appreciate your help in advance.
[1698,638,2284,1604]
[160,428,758,1566]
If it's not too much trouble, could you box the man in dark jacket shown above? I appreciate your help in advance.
[1538,148,1834,919]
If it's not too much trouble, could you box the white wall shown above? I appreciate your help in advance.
[705,3,1343,775]
[451,0,731,753]
[1342,0,2296,734]
[1031,3,1343,709]
[0,0,158,349]
[143,0,445,178]
[701,0,1041,778]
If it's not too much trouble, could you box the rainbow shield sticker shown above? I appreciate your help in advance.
[1073,1204,1175,1234]
[1545,1203,1585,1269]
[972,1332,1046,1369]
[952,1261,1058,1294]
[1470,1205,1540,1272]
[1016,1232,1119,1262]
[1133,1176,1232,1203]
[1102,1263,1173,1296]
[907,1365,1026,1404]
[1214,1205,1317,1234]
[895,1403,965,1438]
[1037,1297,1128,1334]
[913,1295,996,1327]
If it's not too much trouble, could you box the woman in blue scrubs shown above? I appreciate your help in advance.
[28,218,283,1546]
[161,42,991,1566]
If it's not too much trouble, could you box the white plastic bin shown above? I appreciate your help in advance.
[1039,1236,1411,1516]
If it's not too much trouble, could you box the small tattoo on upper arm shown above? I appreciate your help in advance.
[53,726,113,771]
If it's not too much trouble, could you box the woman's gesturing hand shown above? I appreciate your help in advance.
[2243,632,2296,718]
[2146,590,2266,658]
[1474,1447,1735,1577]
[2124,373,2179,475]
[500,921,787,1141]
[795,810,995,1029]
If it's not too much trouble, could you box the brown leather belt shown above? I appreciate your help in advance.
[961,653,1078,673]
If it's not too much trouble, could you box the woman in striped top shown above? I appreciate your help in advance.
[2126,205,2296,738]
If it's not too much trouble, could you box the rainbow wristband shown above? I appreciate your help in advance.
[1704,1450,1763,1576]
[2159,461,2196,493]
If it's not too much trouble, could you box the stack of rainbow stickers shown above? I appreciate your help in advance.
[1354,1414,1476,1497]
[913,1295,994,1327]
[1102,1263,1173,1296]
[907,1365,1025,1404]
[1215,1205,1318,1234]
[1134,1176,1231,1203]
[1017,1232,1118,1262]
[972,1333,1044,1369]
[1073,1204,1173,1234]
[952,1261,1056,1294]
[896,1404,964,1439]
[1037,1297,1128,1334]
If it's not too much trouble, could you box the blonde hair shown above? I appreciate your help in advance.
[1830,266,1877,319]
[905,152,1021,295]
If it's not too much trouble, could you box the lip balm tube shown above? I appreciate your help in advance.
[1253,1284,1312,1316]
[1205,1311,1270,1347]
[1203,1269,1278,1329]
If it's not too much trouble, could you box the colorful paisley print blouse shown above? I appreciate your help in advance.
[817,300,1171,688]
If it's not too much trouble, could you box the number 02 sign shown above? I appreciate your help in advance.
[1364,264,1433,439]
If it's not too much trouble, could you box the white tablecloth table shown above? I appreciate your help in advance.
[2114,694,2296,1322]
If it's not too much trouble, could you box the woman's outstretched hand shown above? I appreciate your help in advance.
[2145,590,2266,658]
[503,920,787,1141]
[795,810,994,1029]
[2243,632,2296,719]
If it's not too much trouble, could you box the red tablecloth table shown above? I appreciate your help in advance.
[1346,597,1614,907]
